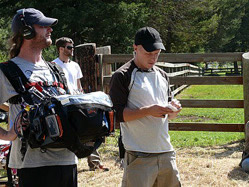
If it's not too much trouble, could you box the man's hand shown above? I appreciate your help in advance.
[123,101,182,122]
[168,99,182,120]
[147,104,174,118]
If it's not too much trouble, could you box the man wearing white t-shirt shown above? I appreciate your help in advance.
[53,37,107,171]
[53,37,83,94]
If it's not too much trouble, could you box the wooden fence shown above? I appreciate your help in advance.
[75,44,246,133]
[156,62,200,96]
[202,67,242,76]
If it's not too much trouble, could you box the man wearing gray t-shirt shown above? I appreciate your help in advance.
[109,27,182,187]
[0,8,77,187]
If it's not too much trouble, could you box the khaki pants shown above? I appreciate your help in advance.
[122,151,181,187]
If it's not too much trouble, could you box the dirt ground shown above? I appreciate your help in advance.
[77,141,249,187]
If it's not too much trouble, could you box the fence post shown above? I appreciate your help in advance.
[74,43,97,93]
[242,52,249,154]
[96,46,111,93]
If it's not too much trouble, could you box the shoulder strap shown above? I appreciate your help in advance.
[0,60,29,93]
[46,61,69,93]
[0,61,33,104]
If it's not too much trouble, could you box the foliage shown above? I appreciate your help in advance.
[0,0,249,56]
[0,17,11,61]
[147,0,219,53]
[206,0,248,52]
[43,45,57,62]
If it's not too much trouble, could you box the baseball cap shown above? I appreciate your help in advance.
[11,8,58,34]
[135,27,165,52]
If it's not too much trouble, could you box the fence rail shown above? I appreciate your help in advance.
[102,52,243,63]
[202,67,242,76]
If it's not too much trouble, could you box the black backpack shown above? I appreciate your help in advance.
[0,60,115,158]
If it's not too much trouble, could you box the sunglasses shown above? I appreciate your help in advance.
[64,46,74,50]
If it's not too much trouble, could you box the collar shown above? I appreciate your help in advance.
[59,57,71,63]
[131,59,154,72]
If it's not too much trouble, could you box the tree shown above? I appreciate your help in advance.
[206,0,248,52]
[147,0,219,53]
[0,0,248,57]
[0,0,150,54]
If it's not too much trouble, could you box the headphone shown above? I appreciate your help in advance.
[16,9,36,40]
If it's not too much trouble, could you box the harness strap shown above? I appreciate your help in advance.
[0,61,33,104]
[26,81,65,89]
[0,61,68,104]
[45,61,69,93]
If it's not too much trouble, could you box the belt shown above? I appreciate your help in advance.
[126,150,172,158]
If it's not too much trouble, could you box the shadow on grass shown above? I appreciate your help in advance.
[213,140,244,159]
[228,166,249,182]
[78,169,91,173]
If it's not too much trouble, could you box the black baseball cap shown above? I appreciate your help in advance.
[135,27,165,52]
[11,8,58,34]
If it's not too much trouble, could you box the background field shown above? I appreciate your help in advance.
[170,85,244,148]
[78,85,247,186]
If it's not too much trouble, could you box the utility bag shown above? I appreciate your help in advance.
[27,92,115,158]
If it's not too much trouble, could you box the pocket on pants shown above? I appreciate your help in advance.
[126,152,138,167]
[126,151,146,168]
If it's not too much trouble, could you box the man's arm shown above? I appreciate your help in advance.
[0,103,17,140]
[123,104,176,122]
[0,126,17,141]
[77,79,84,93]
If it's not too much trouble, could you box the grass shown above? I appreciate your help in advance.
[170,131,244,148]
[177,85,243,100]
[78,84,248,187]
[167,85,244,148]
[173,85,244,124]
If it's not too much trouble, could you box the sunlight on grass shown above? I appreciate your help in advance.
[177,85,243,100]
[172,85,244,124]
[173,108,244,123]
[166,85,245,148]
[169,131,244,148]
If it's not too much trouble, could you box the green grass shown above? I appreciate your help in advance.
[168,85,244,148]
[169,131,244,148]
[177,85,243,100]
[173,85,244,123]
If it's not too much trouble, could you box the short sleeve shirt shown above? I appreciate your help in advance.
[0,57,77,169]
[109,60,173,153]
[53,58,83,94]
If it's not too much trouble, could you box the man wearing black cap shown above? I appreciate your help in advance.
[0,8,77,186]
[109,27,181,187]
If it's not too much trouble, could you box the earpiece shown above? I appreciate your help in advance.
[16,9,36,40]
